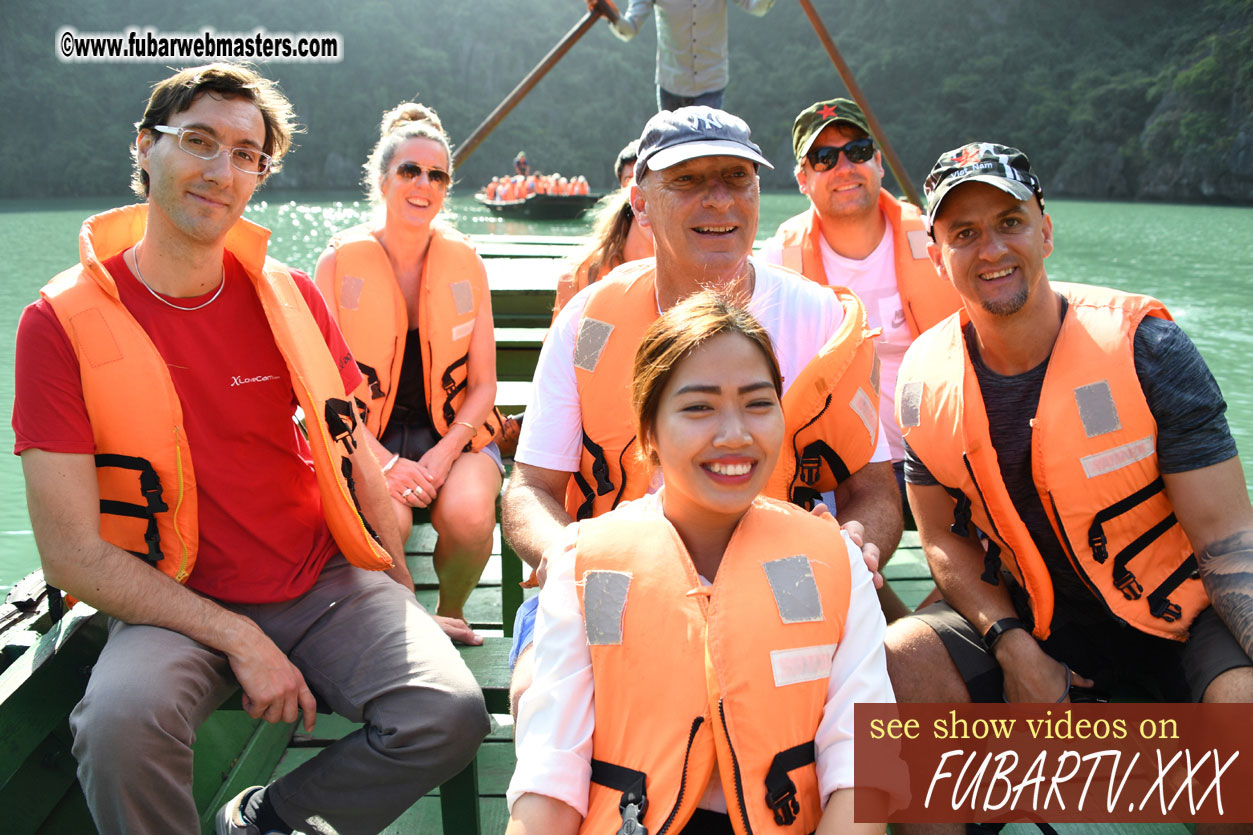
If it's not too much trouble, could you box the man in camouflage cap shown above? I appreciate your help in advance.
[884,145,1253,826]
[763,98,962,620]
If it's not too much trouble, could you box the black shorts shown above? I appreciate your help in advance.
[912,602,1251,703]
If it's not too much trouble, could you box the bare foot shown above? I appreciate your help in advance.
[433,615,483,646]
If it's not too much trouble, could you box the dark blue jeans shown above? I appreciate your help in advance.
[657,86,725,112]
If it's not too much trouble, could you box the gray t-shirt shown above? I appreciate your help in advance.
[904,297,1238,628]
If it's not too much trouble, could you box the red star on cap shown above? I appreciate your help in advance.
[955,147,978,166]
[818,104,838,119]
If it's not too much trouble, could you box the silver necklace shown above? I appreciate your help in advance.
[131,244,225,311]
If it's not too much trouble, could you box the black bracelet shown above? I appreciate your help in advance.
[982,617,1027,652]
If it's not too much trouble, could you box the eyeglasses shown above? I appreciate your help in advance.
[806,138,876,171]
[152,125,272,175]
[395,162,450,187]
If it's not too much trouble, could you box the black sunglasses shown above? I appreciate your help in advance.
[395,162,450,186]
[806,138,876,171]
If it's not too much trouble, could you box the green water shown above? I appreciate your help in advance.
[2,193,1251,593]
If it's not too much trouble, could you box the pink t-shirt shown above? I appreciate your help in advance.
[13,250,363,604]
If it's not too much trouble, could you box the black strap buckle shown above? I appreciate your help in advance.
[764,741,814,827]
[95,454,168,565]
[592,758,649,834]
[324,397,359,452]
[1149,595,1182,621]
[1088,527,1109,563]
[615,798,648,835]
[1113,569,1143,600]
[355,360,385,400]
[766,778,800,826]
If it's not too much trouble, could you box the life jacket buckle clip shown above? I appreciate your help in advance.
[616,796,648,835]
[1089,528,1109,564]
[766,778,800,826]
[1113,570,1143,600]
[1149,596,1182,622]
[798,453,821,486]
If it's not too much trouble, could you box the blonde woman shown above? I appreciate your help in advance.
[316,103,504,644]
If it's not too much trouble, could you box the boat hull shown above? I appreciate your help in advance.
[474,192,600,220]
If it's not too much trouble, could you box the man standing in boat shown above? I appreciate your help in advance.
[502,106,902,713]
[763,98,962,531]
[12,63,488,835]
[600,0,776,111]
[885,145,1253,799]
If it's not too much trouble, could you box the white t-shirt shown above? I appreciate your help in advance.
[515,257,891,477]
[762,217,912,462]
[506,491,895,816]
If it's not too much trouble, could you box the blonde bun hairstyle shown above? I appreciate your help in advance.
[364,100,454,204]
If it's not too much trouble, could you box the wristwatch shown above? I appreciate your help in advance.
[982,617,1027,652]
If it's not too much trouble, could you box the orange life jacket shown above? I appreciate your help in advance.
[897,283,1207,641]
[41,205,393,583]
[567,260,880,520]
[773,192,961,339]
[551,252,623,325]
[320,224,503,449]
[575,496,850,834]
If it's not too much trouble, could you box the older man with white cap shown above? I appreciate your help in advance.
[501,106,898,717]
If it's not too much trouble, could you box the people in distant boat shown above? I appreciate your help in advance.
[514,150,530,176]
[614,138,640,187]
[762,97,962,619]
[506,291,892,834]
[315,101,506,648]
[551,187,654,322]
[481,171,593,203]
[502,106,900,719]
[884,145,1253,795]
[596,0,776,111]
[13,63,488,835]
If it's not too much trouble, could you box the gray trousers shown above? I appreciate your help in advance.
[69,556,490,835]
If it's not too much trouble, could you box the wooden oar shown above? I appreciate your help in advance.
[453,0,620,167]
[797,0,923,207]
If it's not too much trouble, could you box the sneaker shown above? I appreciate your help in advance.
[215,786,294,835]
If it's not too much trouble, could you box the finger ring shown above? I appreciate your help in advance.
[415,485,424,495]
[401,488,413,497]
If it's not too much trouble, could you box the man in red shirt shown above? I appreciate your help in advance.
[13,63,488,835]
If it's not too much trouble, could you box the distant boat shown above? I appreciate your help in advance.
[475,191,601,221]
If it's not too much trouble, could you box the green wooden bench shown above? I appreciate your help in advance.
[493,327,546,383]
[483,258,561,328]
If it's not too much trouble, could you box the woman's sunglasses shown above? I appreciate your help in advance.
[395,162,450,187]
[806,138,876,171]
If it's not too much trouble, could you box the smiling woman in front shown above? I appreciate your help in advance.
[505,291,893,835]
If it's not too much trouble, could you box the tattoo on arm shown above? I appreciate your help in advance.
[1198,530,1253,659]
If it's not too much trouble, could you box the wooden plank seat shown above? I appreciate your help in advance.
[483,258,561,328]
[493,326,546,383]
[881,530,932,611]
